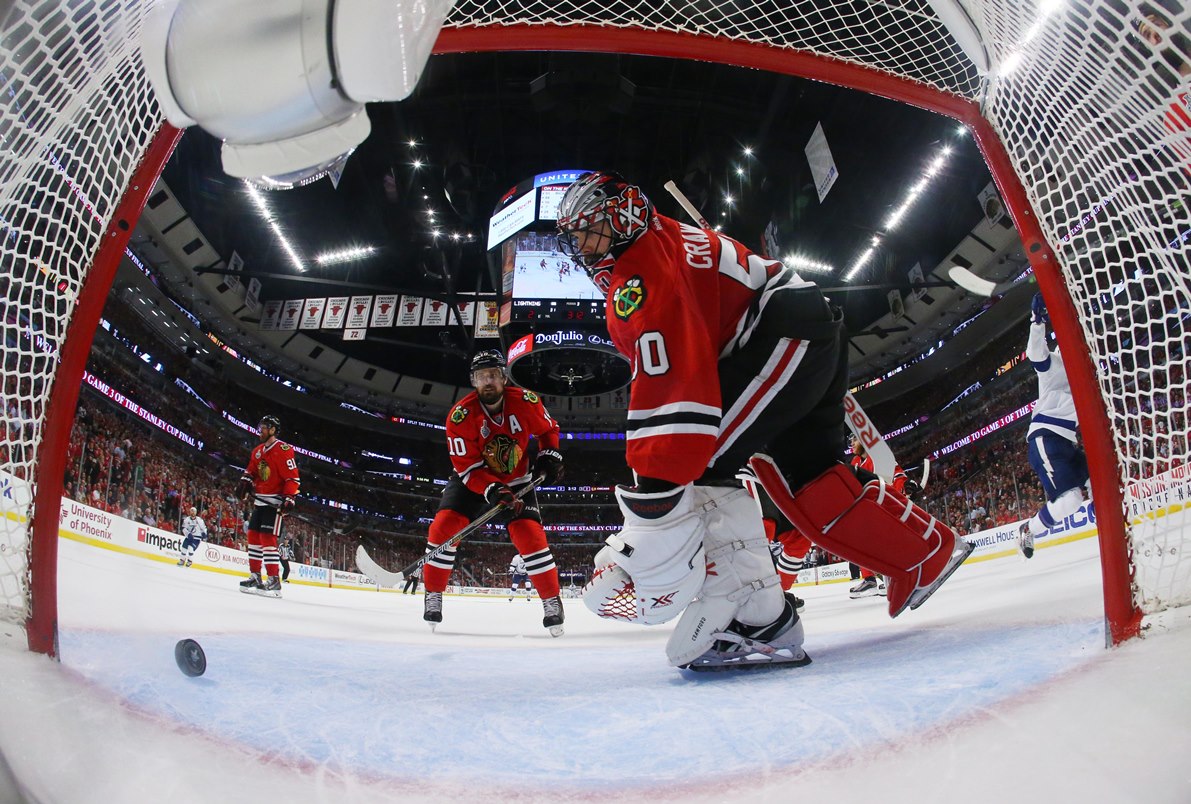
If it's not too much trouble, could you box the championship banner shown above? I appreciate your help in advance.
[345,295,373,330]
[370,294,398,327]
[259,299,283,331]
[453,300,475,326]
[474,300,500,338]
[397,296,423,327]
[908,262,928,302]
[299,298,327,329]
[805,122,839,203]
[245,277,262,312]
[225,250,243,292]
[278,299,303,331]
[421,299,449,326]
[322,296,350,329]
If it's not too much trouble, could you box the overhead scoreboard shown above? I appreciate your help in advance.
[486,170,630,397]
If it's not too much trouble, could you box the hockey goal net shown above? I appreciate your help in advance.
[2,0,1188,652]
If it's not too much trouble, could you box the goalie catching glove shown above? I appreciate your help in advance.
[582,483,707,625]
[535,449,565,485]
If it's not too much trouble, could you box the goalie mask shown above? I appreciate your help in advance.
[556,171,651,289]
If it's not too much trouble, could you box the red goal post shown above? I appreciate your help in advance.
[4,0,1187,654]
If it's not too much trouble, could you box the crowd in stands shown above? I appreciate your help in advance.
[51,289,1187,591]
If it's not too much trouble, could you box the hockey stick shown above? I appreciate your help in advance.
[662,178,904,482]
[842,392,900,482]
[356,475,544,588]
[662,180,712,229]
[948,265,1033,297]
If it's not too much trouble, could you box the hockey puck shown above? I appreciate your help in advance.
[174,638,207,677]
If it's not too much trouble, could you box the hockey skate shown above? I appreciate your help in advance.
[424,591,443,631]
[256,577,282,598]
[185,559,192,567]
[848,577,883,599]
[238,573,262,594]
[683,594,810,672]
[177,558,186,566]
[1018,523,1035,559]
[905,537,974,611]
[541,595,565,638]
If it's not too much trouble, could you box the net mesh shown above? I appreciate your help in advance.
[0,0,162,625]
[2,0,1188,633]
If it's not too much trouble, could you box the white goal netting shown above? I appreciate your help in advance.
[2,0,1188,643]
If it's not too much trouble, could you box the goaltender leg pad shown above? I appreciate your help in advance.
[749,455,970,617]
[582,484,707,625]
[666,487,785,667]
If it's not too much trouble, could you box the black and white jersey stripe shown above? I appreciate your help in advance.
[626,400,721,442]
[427,545,458,571]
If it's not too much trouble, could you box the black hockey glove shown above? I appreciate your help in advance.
[280,496,296,513]
[485,483,524,515]
[237,474,254,499]
[535,449,565,485]
[903,479,922,499]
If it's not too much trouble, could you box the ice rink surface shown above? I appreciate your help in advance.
[1,536,1189,803]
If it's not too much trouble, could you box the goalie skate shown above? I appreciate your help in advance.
[683,593,811,672]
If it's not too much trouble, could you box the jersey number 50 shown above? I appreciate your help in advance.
[637,331,670,376]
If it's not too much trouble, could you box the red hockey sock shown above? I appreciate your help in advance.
[508,520,559,598]
[246,529,263,575]
[423,510,470,592]
[260,533,280,578]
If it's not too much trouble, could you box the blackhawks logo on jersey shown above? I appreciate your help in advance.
[614,276,646,320]
[450,406,468,424]
[481,433,523,475]
[257,463,271,482]
[523,390,539,403]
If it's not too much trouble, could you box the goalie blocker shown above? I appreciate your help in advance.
[748,455,973,617]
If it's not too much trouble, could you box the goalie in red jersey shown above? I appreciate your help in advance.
[557,171,971,671]
[421,350,567,636]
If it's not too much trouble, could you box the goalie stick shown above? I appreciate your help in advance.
[661,179,902,481]
[356,476,544,588]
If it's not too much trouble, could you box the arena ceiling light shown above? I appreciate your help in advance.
[141,0,453,187]
[315,245,378,266]
[245,183,305,272]
[845,143,954,282]
[784,254,835,274]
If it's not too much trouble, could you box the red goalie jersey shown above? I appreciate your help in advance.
[446,387,560,495]
[603,212,813,485]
